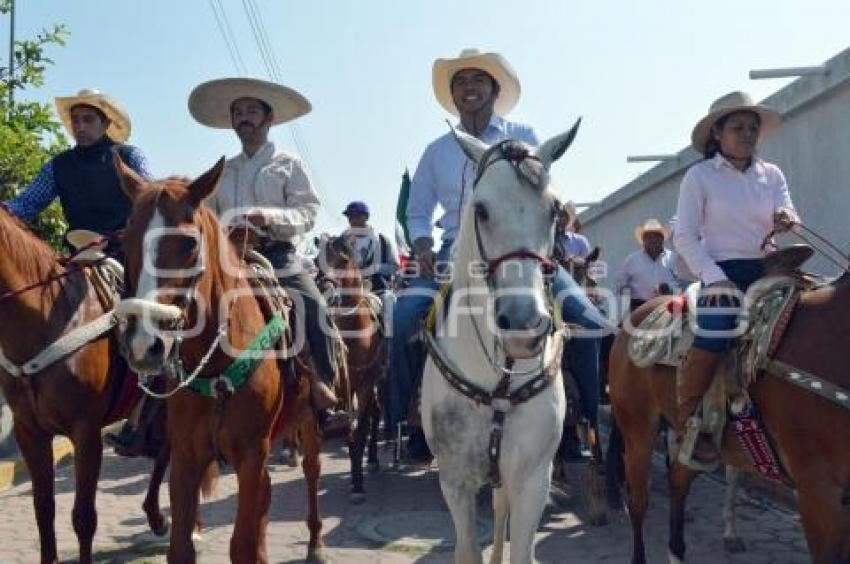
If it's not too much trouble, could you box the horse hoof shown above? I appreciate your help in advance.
[723,536,747,553]
[192,530,204,543]
[306,546,330,563]
[152,516,170,537]
[349,491,366,505]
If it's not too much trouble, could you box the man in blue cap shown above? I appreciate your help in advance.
[340,201,399,294]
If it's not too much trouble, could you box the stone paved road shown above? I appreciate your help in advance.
[0,437,809,563]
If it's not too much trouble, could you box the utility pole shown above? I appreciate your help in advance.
[7,0,15,107]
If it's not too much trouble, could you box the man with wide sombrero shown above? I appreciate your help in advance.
[187,77,341,417]
[4,88,151,238]
[615,218,678,312]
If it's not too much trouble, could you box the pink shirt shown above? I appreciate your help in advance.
[673,154,798,285]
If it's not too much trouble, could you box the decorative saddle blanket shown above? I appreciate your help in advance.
[627,276,801,479]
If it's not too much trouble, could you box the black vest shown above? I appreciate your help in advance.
[52,137,135,234]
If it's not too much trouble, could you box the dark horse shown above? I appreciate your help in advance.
[115,156,331,563]
[608,273,850,563]
[0,205,169,563]
[321,235,385,503]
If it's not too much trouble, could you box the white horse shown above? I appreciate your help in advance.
[421,121,581,564]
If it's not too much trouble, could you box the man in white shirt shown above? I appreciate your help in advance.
[391,49,539,461]
[188,77,340,414]
[616,218,679,312]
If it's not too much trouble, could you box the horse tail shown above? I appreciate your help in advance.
[604,412,626,510]
[200,461,219,500]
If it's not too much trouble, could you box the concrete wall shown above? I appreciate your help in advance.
[580,47,850,299]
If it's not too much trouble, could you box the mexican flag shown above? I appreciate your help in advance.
[395,168,412,257]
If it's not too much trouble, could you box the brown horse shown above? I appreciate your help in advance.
[608,275,850,563]
[321,234,385,503]
[115,156,331,563]
[0,205,170,563]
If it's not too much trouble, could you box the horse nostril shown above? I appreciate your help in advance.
[496,314,511,331]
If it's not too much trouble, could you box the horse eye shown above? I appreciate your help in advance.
[475,203,489,222]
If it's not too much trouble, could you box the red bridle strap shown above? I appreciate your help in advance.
[486,250,555,277]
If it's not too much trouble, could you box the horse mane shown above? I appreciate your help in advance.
[0,204,61,282]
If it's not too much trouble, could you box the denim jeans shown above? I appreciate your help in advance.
[693,259,763,353]
[552,265,611,428]
[259,241,339,384]
[387,241,453,427]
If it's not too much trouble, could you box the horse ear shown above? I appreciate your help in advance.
[113,149,147,201]
[187,157,226,207]
[537,117,582,169]
[448,121,488,164]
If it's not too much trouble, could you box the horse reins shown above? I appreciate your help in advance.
[0,231,123,303]
[761,221,849,273]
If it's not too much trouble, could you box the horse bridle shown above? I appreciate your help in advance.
[470,140,557,286]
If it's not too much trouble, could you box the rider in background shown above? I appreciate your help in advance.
[615,218,679,312]
[340,201,399,295]
[674,91,798,467]
[4,88,150,243]
[392,48,539,462]
[553,202,591,267]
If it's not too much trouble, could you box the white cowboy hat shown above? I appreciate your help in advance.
[432,48,521,117]
[54,89,131,143]
[691,91,781,154]
[188,77,311,129]
[634,218,670,244]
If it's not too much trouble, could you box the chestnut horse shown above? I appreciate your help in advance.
[608,275,850,563]
[321,235,384,503]
[114,156,332,563]
[0,205,170,563]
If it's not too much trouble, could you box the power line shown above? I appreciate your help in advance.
[240,0,343,227]
[241,0,276,80]
[208,0,247,75]
[215,0,249,74]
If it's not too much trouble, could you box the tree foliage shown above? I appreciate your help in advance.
[0,0,70,248]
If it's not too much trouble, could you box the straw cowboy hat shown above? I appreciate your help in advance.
[54,89,131,143]
[634,218,670,244]
[432,48,521,116]
[188,77,311,129]
[691,91,781,154]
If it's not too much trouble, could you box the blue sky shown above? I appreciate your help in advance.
[4,1,849,244]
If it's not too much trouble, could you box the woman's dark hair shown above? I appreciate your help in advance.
[702,110,761,159]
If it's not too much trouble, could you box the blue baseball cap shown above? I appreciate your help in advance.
[343,201,370,216]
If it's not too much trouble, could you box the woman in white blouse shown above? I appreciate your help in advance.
[672,91,798,467]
